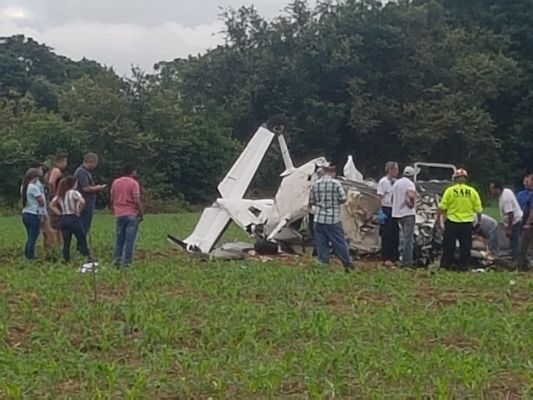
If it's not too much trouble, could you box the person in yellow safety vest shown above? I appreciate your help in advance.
[435,168,483,271]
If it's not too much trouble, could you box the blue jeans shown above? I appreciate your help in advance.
[79,202,95,236]
[22,213,41,260]
[509,223,522,262]
[114,216,139,266]
[397,215,415,267]
[61,215,91,263]
[486,228,499,257]
[313,222,355,270]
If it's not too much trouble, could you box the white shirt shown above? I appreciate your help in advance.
[55,190,82,215]
[392,177,416,218]
[498,188,523,227]
[377,176,394,207]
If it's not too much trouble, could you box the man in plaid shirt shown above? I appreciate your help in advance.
[309,166,355,272]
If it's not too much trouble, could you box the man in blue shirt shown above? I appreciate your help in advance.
[516,174,533,211]
[518,175,533,270]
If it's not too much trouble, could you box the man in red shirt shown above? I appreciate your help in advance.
[110,163,143,267]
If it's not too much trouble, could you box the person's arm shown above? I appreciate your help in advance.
[77,172,105,194]
[376,180,385,210]
[505,212,514,234]
[405,182,416,209]
[435,188,450,226]
[82,184,105,193]
[500,198,515,234]
[523,195,532,227]
[133,181,143,220]
[308,185,316,207]
[109,182,115,213]
[49,196,61,215]
[48,169,61,195]
[336,181,347,205]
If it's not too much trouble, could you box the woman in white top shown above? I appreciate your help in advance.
[21,168,46,260]
[49,176,92,263]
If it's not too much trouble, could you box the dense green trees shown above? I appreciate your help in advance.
[1,0,532,208]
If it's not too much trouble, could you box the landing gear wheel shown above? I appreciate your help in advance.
[266,115,289,135]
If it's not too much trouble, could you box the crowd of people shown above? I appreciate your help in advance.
[20,153,144,268]
[19,153,532,272]
[309,162,533,271]
[381,165,532,270]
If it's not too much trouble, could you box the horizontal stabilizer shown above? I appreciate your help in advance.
[218,126,275,199]
[182,206,231,254]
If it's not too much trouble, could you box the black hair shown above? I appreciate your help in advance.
[29,161,43,169]
[21,176,31,207]
[122,163,137,176]
[491,180,504,191]
[55,154,67,163]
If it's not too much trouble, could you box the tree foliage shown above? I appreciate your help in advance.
[1,0,532,207]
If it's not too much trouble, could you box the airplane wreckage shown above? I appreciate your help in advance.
[168,116,505,268]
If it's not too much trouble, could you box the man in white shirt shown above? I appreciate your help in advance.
[490,180,523,262]
[377,161,400,265]
[392,166,417,268]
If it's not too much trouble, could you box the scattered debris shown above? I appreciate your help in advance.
[79,262,99,274]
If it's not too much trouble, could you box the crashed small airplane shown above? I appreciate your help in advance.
[168,116,496,266]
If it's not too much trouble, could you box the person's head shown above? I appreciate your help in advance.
[403,166,415,180]
[55,155,68,170]
[25,168,41,183]
[83,153,98,170]
[490,180,505,197]
[385,161,399,178]
[28,162,44,177]
[524,174,533,190]
[122,163,138,178]
[453,168,468,183]
[323,165,337,178]
[56,176,78,199]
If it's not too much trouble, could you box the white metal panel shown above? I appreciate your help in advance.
[217,199,274,231]
[217,126,275,199]
[343,155,364,182]
[265,157,329,234]
[183,205,231,254]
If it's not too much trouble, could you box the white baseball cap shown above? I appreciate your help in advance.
[403,166,416,177]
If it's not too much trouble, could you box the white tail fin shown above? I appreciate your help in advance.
[343,155,364,182]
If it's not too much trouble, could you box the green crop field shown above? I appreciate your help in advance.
[2,212,533,398]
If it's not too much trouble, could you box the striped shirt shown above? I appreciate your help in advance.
[309,176,347,224]
[56,190,82,215]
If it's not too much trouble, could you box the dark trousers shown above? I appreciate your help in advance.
[22,213,41,260]
[380,206,399,262]
[517,228,533,269]
[61,215,91,263]
[509,223,522,262]
[78,203,94,252]
[440,220,473,271]
[314,222,355,270]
